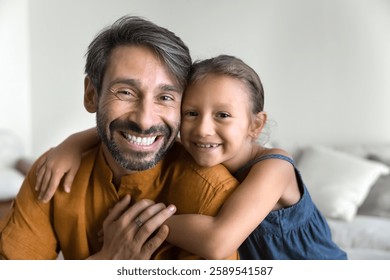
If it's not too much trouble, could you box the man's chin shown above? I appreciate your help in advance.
[115,152,161,171]
[106,134,175,171]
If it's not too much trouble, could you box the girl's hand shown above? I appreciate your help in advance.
[35,146,80,203]
[34,128,99,203]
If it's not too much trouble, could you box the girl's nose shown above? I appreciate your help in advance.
[195,117,214,137]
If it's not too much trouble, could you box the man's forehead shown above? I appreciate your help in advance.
[103,46,181,91]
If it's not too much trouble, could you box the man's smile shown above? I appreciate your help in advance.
[121,132,158,146]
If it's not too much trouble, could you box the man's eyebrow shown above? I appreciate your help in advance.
[109,78,140,88]
[108,79,180,93]
[160,84,181,93]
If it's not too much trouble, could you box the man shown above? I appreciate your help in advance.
[0,16,238,259]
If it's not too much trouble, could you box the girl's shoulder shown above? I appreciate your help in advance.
[234,146,295,181]
[236,146,294,174]
[248,147,296,175]
[255,147,293,161]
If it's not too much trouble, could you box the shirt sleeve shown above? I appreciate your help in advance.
[0,160,59,259]
[163,156,239,216]
[196,164,239,216]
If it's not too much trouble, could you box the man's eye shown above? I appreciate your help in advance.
[110,88,135,100]
[117,89,133,96]
[160,95,174,101]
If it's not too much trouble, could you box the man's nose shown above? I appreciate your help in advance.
[132,98,158,131]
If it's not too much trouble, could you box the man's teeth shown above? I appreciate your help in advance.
[196,143,219,148]
[125,134,156,146]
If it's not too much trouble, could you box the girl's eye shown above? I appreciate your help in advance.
[217,112,231,118]
[184,111,198,117]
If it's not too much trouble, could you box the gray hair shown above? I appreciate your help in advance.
[85,15,192,94]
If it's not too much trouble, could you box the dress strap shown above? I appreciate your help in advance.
[234,154,295,179]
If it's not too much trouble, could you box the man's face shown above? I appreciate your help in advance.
[92,45,182,172]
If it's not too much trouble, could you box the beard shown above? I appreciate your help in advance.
[96,111,179,171]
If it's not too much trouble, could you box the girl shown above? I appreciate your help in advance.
[35,55,347,259]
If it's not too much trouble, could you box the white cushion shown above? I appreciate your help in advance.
[0,168,24,200]
[297,145,389,221]
[358,173,390,218]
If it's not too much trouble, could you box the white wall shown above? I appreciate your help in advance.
[2,0,390,158]
[0,0,31,155]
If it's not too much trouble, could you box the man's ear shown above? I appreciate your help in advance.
[249,111,268,139]
[84,76,98,113]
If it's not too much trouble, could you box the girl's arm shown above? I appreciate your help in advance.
[164,149,297,259]
[36,127,100,202]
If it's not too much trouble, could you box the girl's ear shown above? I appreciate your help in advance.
[249,111,268,139]
[84,76,98,113]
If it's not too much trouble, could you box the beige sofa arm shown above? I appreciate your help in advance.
[14,158,33,176]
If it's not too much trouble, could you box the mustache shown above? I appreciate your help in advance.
[109,119,169,135]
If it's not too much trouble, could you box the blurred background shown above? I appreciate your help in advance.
[1,0,390,158]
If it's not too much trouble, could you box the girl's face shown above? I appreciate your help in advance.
[180,74,261,172]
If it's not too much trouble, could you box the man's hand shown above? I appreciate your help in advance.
[89,195,176,259]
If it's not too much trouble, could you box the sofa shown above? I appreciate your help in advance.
[0,129,33,219]
[275,141,390,259]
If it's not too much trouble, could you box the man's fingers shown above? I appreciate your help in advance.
[117,199,156,227]
[99,199,176,260]
[103,195,132,226]
[140,225,170,259]
[134,204,176,244]
[132,202,167,228]
[103,197,157,238]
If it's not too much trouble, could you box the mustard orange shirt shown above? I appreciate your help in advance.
[0,142,239,259]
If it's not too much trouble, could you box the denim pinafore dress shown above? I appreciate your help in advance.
[235,154,347,260]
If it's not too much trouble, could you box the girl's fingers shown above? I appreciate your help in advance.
[35,149,52,172]
[35,164,45,192]
[63,169,77,193]
[40,171,65,203]
[37,170,52,200]
[35,150,54,192]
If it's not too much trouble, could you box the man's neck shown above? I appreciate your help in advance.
[100,144,135,188]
